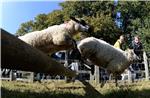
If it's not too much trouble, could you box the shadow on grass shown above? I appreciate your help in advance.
[2,81,150,98]
[80,80,103,98]
[104,88,150,98]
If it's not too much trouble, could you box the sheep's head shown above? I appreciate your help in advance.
[69,16,93,34]
[126,49,139,63]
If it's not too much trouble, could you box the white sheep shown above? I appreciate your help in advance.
[19,17,91,54]
[77,37,139,76]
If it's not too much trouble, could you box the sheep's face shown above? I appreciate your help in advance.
[126,49,139,63]
[69,16,93,33]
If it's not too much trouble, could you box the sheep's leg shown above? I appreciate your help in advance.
[79,59,95,75]
[100,69,108,88]
[115,75,118,87]
[100,79,107,88]
[71,39,78,49]
[63,35,77,49]
[68,40,95,75]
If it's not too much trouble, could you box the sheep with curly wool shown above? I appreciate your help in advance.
[19,17,92,54]
[77,37,139,76]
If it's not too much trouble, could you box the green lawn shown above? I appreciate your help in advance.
[1,80,150,98]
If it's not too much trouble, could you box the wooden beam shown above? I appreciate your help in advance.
[1,29,76,77]
[95,66,99,84]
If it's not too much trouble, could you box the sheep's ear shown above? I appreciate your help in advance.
[69,16,76,20]
[69,16,80,23]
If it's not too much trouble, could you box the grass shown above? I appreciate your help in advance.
[1,80,150,98]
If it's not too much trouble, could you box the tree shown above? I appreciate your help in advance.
[60,1,121,44]
[116,1,150,51]
[135,15,150,51]
[117,1,150,33]
[16,14,49,36]
[60,1,115,17]
[33,13,49,31]
[16,1,150,51]
[47,10,64,26]
[16,20,34,36]
[83,14,122,44]
[17,1,121,44]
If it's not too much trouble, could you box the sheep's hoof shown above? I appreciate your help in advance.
[115,82,118,87]
[65,77,75,83]
[100,80,106,88]
[100,83,105,88]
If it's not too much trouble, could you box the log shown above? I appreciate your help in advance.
[1,29,76,77]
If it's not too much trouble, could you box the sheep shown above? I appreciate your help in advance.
[77,37,139,86]
[19,17,92,55]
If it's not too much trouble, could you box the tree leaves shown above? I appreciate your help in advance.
[16,1,150,51]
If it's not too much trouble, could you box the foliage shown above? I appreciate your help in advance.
[16,14,48,36]
[116,1,150,51]
[16,1,121,44]
[136,15,150,51]
[60,1,115,17]
[16,20,34,36]
[84,14,122,44]
[33,14,49,31]
[59,1,121,44]
[16,1,150,51]
[47,10,64,26]
[137,28,150,51]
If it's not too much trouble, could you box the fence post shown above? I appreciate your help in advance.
[95,66,99,84]
[30,72,34,82]
[65,50,69,82]
[128,69,132,83]
[143,51,149,81]
[90,72,95,82]
[9,70,13,81]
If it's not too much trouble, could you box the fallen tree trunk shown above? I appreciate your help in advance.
[1,29,75,77]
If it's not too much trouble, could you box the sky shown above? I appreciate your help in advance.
[0,0,64,34]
